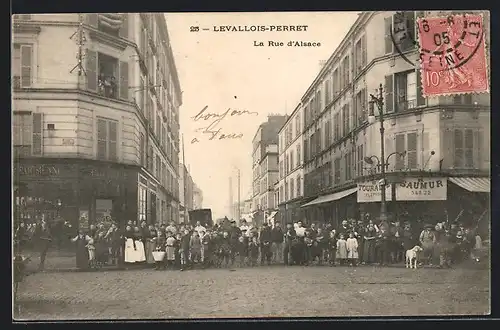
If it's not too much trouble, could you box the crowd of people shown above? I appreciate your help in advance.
[14,215,485,271]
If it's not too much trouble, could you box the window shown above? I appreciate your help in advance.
[385,74,394,113]
[325,79,331,104]
[147,146,153,172]
[156,154,161,179]
[296,144,301,167]
[138,186,147,222]
[356,144,364,177]
[86,51,129,101]
[13,112,43,157]
[453,94,473,104]
[394,70,418,111]
[342,104,350,135]
[354,35,367,75]
[290,178,295,200]
[341,56,350,89]
[332,69,340,96]
[334,113,340,141]
[385,13,417,54]
[334,158,341,185]
[139,132,145,166]
[454,129,474,168]
[285,182,289,201]
[324,120,331,146]
[316,90,322,115]
[384,16,393,54]
[296,176,301,196]
[295,116,300,136]
[355,89,367,125]
[279,160,283,178]
[12,44,33,88]
[97,118,118,161]
[395,132,418,170]
[345,151,352,181]
[279,185,284,203]
[290,151,294,170]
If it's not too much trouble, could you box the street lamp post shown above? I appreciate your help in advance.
[368,83,388,222]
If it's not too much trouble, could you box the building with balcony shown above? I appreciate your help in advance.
[298,11,490,228]
[251,115,288,226]
[276,103,306,226]
[12,13,182,229]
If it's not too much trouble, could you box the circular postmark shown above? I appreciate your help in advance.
[390,12,485,73]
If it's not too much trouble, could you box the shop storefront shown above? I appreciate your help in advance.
[13,158,175,230]
[357,176,489,228]
[301,187,358,227]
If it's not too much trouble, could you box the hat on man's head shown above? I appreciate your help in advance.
[424,224,434,229]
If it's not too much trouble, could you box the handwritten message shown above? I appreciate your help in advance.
[190,105,258,144]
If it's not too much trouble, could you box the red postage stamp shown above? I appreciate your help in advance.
[417,14,489,97]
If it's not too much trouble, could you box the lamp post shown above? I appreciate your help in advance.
[367,83,388,222]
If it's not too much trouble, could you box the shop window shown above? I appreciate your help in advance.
[12,43,33,88]
[138,186,147,222]
[97,118,118,161]
[95,199,113,222]
[85,51,129,101]
[13,112,43,157]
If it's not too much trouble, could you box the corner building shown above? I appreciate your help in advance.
[12,14,182,229]
[300,11,490,228]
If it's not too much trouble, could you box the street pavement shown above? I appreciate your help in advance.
[15,264,489,320]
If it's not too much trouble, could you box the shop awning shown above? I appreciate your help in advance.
[301,187,358,208]
[267,211,278,220]
[449,177,490,193]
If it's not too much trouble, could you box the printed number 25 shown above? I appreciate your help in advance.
[190,26,200,32]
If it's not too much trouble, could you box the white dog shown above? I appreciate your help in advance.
[405,245,424,269]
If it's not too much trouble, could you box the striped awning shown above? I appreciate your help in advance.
[301,187,358,208]
[449,177,490,193]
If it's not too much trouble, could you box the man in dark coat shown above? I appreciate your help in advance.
[283,223,296,265]
[35,221,52,271]
[259,223,273,265]
[271,222,284,263]
[229,221,241,265]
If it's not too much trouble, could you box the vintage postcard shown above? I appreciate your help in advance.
[12,11,490,320]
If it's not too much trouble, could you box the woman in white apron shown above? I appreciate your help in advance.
[133,227,146,262]
[123,226,137,263]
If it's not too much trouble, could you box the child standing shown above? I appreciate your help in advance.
[248,236,260,267]
[165,232,176,269]
[179,229,191,271]
[336,233,348,266]
[86,237,96,269]
[174,233,182,269]
[346,232,359,267]
[328,230,337,266]
[236,236,248,267]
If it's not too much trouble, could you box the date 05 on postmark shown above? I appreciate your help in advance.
[418,14,489,97]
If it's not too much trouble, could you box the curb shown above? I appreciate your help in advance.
[32,264,155,274]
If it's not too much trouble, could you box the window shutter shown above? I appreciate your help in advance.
[422,132,430,168]
[20,45,32,88]
[139,76,145,112]
[86,50,97,92]
[416,69,426,106]
[119,61,129,100]
[384,75,394,113]
[362,34,367,67]
[108,121,118,161]
[385,136,394,169]
[346,103,351,132]
[140,132,145,166]
[97,119,107,160]
[407,132,418,169]
[86,14,98,28]
[395,134,405,170]
[32,113,43,155]
[118,13,129,39]
[453,129,464,168]
[478,129,488,167]
[464,129,474,168]
[384,16,393,54]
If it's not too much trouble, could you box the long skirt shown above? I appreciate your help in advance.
[166,246,176,261]
[76,243,89,269]
[145,240,156,264]
[363,239,376,264]
[135,240,146,262]
[124,238,136,263]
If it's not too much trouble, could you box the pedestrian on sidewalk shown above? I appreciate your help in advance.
[35,221,53,271]
[327,230,337,266]
[71,230,91,270]
[165,232,176,270]
[259,223,272,266]
[336,233,348,266]
[346,232,359,267]
[271,222,284,264]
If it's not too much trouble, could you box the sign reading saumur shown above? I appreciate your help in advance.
[395,178,447,201]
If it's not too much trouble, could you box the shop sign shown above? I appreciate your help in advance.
[81,166,130,181]
[15,164,60,177]
[357,182,393,203]
[396,177,447,201]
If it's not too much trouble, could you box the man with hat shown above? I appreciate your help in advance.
[283,223,296,265]
[229,221,241,265]
[419,224,437,266]
[259,222,273,266]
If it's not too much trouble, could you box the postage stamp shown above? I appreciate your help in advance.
[417,14,489,97]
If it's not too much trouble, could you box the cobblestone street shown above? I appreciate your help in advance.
[15,265,489,320]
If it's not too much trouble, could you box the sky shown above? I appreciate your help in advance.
[165,12,360,220]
